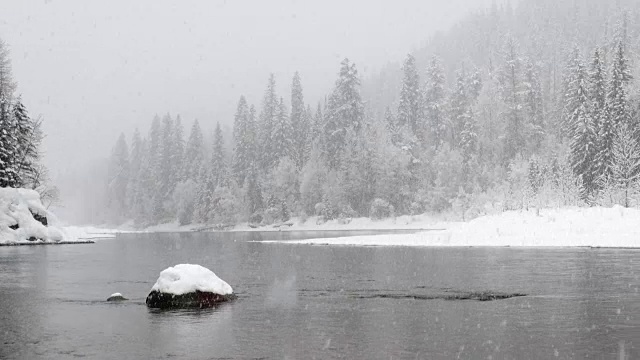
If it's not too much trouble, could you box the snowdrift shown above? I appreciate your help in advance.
[259,206,640,248]
[0,188,66,244]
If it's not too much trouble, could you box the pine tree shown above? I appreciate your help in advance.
[607,41,633,127]
[598,41,633,180]
[290,72,309,169]
[566,56,598,200]
[259,74,278,171]
[0,94,17,188]
[522,59,545,154]
[183,119,205,182]
[107,133,130,223]
[588,47,606,173]
[12,99,38,187]
[324,58,364,169]
[210,121,227,187]
[397,54,424,143]
[611,124,640,207]
[127,128,144,220]
[271,97,292,165]
[172,116,185,183]
[499,36,524,162]
[424,56,447,151]
[158,114,175,202]
[232,96,251,186]
[245,162,264,216]
[144,116,163,223]
[196,122,228,223]
[449,69,470,149]
[311,102,324,144]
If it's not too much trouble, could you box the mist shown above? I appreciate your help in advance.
[1,0,493,173]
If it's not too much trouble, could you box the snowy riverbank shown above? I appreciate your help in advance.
[70,206,640,248]
[0,188,114,245]
[258,206,640,248]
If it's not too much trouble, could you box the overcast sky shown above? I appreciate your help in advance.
[0,0,495,176]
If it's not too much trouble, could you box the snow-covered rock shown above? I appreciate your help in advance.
[0,188,65,244]
[146,264,235,308]
[107,292,127,301]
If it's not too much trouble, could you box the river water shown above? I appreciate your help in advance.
[1,231,639,359]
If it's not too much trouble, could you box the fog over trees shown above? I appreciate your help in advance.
[78,0,640,227]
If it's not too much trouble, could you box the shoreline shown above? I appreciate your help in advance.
[0,240,95,246]
[63,206,640,248]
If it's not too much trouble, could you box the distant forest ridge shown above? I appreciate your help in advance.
[99,0,640,228]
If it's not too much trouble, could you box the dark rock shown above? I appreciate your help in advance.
[107,294,128,301]
[146,290,237,309]
[29,210,48,226]
[9,224,18,230]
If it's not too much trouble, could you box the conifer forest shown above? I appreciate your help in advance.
[100,0,640,228]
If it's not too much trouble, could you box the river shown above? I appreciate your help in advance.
[1,231,639,359]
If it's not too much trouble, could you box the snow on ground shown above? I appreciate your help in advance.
[150,264,233,295]
[237,213,448,231]
[258,206,640,248]
[0,188,66,244]
[62,226,118,241]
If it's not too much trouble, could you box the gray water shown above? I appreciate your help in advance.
[1,231,640,359]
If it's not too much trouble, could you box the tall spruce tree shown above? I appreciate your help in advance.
[598,41,633,180]
[107,133,130,222]
[566,56,598,199]
[522,59,545,154]
[449,69,471,149]
[232,96,251,186]
[499,36,525,162]
[172,116,185,183]
[611,124,640,207]
[183,119,205,182]
[324,58,364,169]
[259,74,278,171]
[271,97,292,165]
[588,47,606,168]
[290,72,309,169]
[397,54,424,143]
[424,56,447,151]
[12,99,37,187]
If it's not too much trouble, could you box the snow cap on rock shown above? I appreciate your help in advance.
[150,264,233,295]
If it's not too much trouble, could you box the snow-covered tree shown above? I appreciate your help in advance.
[11,99,38,187]
[290,72,309,169]
[610,124,640,207]
[232,96,252,186]
[259,74,279,171]
[106,133,129,223]
[271,97,292,165]
[424,56,447,151]
[566,56,598,200]
[323,58,364,169]
[183,119,205,182]
[397,54,424,143]
[499,36,525,162]
[522,59,545,154]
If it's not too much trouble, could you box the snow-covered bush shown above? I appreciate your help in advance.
[207,186,238,227]
[370,198,395,220]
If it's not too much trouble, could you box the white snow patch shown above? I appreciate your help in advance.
[150,264,233,295]
[0,188,66,244]
[62,226,118,241]
[257,206,640,248]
